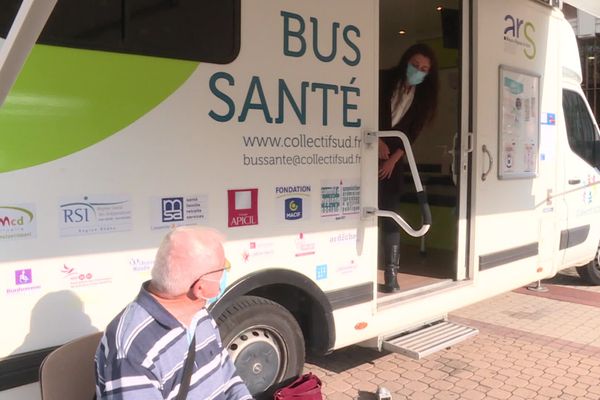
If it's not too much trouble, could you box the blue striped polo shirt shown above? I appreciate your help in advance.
[95,282,252,400]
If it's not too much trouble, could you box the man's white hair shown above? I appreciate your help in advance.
[151,226,225,296]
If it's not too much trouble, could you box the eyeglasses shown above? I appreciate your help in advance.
[191,259,231,286]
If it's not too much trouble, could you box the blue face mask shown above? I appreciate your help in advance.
[406,63,428,86]
[205,270,228,305]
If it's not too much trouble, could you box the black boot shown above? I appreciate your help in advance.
[381,244,400,293]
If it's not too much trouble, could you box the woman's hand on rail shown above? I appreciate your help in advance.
[378,139,390,160]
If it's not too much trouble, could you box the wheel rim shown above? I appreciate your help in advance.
[226,325,288,395]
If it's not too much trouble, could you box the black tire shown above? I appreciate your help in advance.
[216,295,305,398]
[576,243,600,285]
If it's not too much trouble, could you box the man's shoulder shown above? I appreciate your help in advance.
[101,301,156,360]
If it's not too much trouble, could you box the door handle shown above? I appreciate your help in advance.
[568,179,581,185]
[481,145,493,181]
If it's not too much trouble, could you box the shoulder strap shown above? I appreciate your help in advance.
[175,335,196,400]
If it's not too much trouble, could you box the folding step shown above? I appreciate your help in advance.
[382,321,478,360]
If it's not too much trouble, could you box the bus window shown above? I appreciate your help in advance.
[1,0,240,64]
[0,1,22,40]
[563,89,600,168]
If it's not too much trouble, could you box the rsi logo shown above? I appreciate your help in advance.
[62,207,92,223]
[504,15,536,60]
[0,206,34,226]
[60,198,126,224]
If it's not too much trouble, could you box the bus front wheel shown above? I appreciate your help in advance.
[216,295,305,398]
[576,242,600,285]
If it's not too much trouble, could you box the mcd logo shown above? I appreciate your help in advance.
[228,189,258,228]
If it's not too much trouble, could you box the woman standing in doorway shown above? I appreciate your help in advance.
[379,43,439,292]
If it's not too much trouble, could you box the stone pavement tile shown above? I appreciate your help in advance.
[343,375,360,385]
[486,388,512,399]
[404,380,428,392]
[410,391,434,400]
[513,387,537,398]
[377,371,400,381]
[429,380,453,391]
[455,378,478,390]
[370,377,384,385]
[327,378,352,392]
[377,380,404,393]
[419,376,435,385]
[351,379,379,395]
[577,374,600,386]
[324,392,353,400]
[423,387,439,396]
[563,384,588,397]
[402,370,424,380]
[480,377,504,389]
[538,386,563,397]
[433,390,459,399]
[461,389,485,400]
[504,377,529,388]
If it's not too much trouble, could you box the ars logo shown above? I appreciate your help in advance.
[228,189,258,228]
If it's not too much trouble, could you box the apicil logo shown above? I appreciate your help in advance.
[228,189,259,228]
[161,197,184,222]
[504,14,536,60]
[285,198,303,220]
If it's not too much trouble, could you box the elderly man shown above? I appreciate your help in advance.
[95,226,252,399]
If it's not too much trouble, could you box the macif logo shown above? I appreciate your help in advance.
[285,198,303,220]
[0,206,34,227]
[504,14,536,60]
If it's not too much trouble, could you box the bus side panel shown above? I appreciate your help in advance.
[0,0,378,382]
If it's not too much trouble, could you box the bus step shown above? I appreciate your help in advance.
[382,320,478,360]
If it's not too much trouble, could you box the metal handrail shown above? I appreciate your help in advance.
[362,130,431,238]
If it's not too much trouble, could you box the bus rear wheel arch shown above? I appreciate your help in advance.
[216,295,305,398]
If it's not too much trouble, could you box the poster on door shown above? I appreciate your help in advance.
[498,65,540,179]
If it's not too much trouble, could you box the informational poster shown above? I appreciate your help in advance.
[498,66,540,179]
[320,179,360,220]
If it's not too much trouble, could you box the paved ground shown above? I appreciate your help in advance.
[305,268,600,399]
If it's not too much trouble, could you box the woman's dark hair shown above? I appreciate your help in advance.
[391,43,439,135]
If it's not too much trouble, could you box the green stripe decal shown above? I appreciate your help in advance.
[0,45,197,173]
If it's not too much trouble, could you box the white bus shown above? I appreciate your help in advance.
[1,0,599,398]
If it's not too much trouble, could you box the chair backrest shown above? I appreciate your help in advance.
[39,332,103,400]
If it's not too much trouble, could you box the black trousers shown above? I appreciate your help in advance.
[378,162,404,266]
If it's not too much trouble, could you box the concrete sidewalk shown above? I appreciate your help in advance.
[305,269,600,399]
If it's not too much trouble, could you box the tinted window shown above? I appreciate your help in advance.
[563,89,600,168]
[42,0,122,49]
[1,0,240,64]
[0,1,22,39]
[126,0,239,63]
